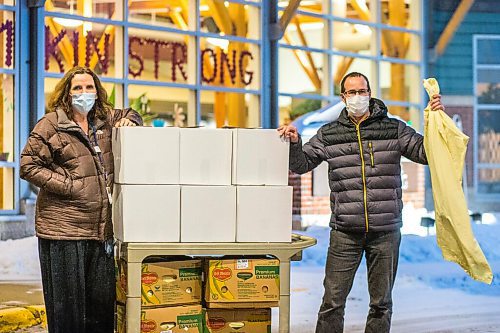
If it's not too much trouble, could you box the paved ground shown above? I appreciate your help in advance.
[3,278,500,333]
[0,281,45,333]
[0,281,43,306]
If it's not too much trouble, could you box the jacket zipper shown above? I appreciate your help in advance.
[61,126,105,234]
[355,124,369,232]
[368,142,374,167]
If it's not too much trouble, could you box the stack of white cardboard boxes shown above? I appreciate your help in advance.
[112,127,291,243]
[113,127,290,332]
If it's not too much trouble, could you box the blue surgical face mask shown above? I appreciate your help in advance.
[72,92,96,115]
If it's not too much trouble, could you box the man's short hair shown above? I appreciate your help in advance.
[340,72,371,93]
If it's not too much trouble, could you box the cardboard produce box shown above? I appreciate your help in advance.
[181,186,236,242]
[141,259,202,307]
[116,259,202,307]
[113,184,180,242]
[232,128,289,186]
[179,128,232,185]
[116,303,126,333]
[204,308,271,333]
[117,303,204,333]
[112,127,180,184]
[116,259,127,304]
[205,258,279,308]
[236,186,292,242]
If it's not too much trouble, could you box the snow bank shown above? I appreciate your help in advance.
[294,222,500,296]
[0,236,41,280]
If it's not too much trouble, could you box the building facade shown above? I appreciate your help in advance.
[2,0,497,233]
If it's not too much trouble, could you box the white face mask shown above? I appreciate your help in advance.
[72,92,96,115]
[346,95,370,117]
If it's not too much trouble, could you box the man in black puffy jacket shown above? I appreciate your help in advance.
[278,72,445,333]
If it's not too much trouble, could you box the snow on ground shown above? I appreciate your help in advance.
[0,236,40,281]
[1,206,500,332]
[284,208,500,332]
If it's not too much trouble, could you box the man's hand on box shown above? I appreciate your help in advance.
[277,125,299,143]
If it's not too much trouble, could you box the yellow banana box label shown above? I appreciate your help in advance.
[141,260,203,307]
[205,259,280,305]
[116,259,127,304]
[116,304,126,333]
[204,308,271,333]
[140,305,203,333]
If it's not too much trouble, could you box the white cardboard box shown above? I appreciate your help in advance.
[232,129,290,185]
[180,186,236,242]
[236,186,292,242]
[179,128,232,185]
[113,184,180,242]
[112,127,180,184]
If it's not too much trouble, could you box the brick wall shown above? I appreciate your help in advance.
[289,171,330,216]
[290,163,426,222]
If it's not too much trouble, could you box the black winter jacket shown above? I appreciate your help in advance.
[289,98,427,232]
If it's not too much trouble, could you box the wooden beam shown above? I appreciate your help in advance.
[227,2,247,127]
[350,0,370,21]
[388,0,407,119]
[389,0,406,58]
[279,0,302,33]
[88,25,116,70]
[284,34,321,91]
[206,0,232,35]
[293,17,321,90]
[435,0,474,56]
[177,0,189,23]
[128,0,168,11]
[350,0,391,58]
[214,91,226,128]
[170,10,188,31]
[334,56,354,85]
[45,0,75,66]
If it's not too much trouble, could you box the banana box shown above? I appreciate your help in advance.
[116,259,203,307]
[204,258,280,308]
[204,308,271,333]
[116,303,126,333]
[116,259,128,304]
[117,303,204,333]
[141,259,202,307]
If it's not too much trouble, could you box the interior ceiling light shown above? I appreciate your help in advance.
[353,24,372,35]
[287,22,324,32]
[207,37,229,50]
[53,17,83,27]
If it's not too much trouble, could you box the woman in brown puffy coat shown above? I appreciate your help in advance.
[20,67,143,333]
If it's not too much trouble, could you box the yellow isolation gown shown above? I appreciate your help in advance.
[423,78,492,284]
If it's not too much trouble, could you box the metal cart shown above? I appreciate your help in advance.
[117,233,316,333]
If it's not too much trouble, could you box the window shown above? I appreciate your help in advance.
[0,7,17,212]
[474,36,500,197]
[43,0,262,128]
[278,1,423,126]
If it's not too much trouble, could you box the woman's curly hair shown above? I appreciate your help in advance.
[47,66,113,120]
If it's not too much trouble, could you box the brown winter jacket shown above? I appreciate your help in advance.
[20,108,143,241]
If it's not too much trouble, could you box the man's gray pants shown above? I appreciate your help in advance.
[315,229,401,333]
